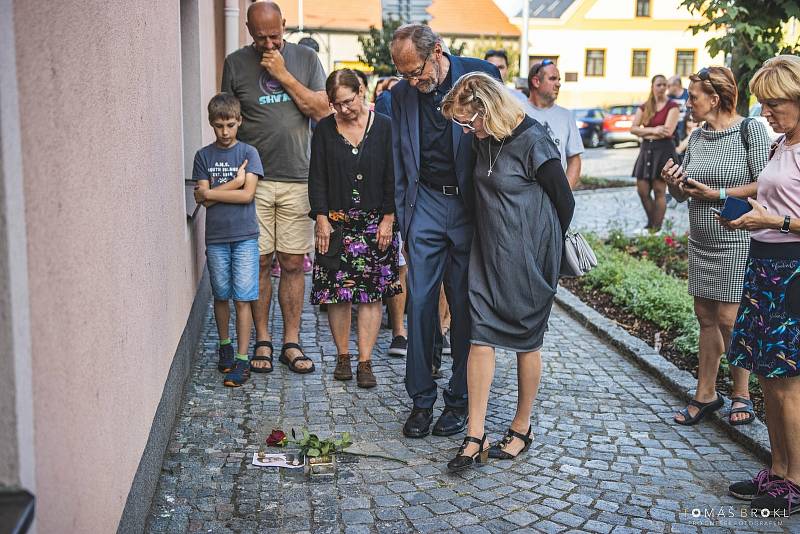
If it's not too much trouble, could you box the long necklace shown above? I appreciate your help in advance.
[339,107,368,154]
[487,138,505,177]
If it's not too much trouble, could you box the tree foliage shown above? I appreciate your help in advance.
[681,0,800,114]
[469,37,520,80]
[358,18,403,76]
[445,39,468,57]
[358,18,473,75]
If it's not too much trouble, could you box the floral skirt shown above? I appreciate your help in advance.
[311,208,402,304]
[727,241,800,378]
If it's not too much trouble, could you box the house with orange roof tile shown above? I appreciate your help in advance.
[280,0,383,74]
[511,0,725,108]
[427,0,520,76]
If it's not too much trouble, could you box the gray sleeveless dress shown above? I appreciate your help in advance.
[469,120,563,352]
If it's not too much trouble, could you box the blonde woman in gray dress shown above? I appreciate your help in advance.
[440,73,575,472]
[661,66,770,426]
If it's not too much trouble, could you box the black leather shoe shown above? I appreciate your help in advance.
[432,406,467,436]
[403,407,433,438]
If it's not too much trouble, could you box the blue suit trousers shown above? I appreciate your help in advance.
[405,184,472,409]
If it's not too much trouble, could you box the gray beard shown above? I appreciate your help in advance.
[416,81,436,94]
[415,62,441,94]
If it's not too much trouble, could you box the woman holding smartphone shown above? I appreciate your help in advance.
[660,66,770,426]
[720,54,800,517]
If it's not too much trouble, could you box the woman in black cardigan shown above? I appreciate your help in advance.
[308,69,400,388]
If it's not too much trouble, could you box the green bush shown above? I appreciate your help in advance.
[581,241,699,354]
[606,228,689,278]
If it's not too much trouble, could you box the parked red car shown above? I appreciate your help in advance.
[603,104,640,148]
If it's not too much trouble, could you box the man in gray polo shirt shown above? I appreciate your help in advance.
[222,1,329,373]
[523,60,584,189]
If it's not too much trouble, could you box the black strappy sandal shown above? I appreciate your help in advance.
[488,425,533,459]
[728,396,756,426]
[279,342,316,374]
[674,392,724,426]
[250,340,274,374]
[447,434,488,473]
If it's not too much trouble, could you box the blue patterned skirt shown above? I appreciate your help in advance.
[727,240,800,378]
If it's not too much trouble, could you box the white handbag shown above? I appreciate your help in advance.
[560,230,598,277]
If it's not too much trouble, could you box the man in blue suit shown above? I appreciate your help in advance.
[390,24,501,438]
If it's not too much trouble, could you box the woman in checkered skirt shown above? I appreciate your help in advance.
[661,66,771,426]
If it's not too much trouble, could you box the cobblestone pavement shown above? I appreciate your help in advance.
[572,188,689,238]
[146,279,792,534]
[576,145,690,239]
[581,146,638,180]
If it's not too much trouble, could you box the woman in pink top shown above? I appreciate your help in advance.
[721,55,800,517]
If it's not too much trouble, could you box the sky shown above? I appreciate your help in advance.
[493,0,523,17]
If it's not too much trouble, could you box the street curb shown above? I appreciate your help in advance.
[573,185,635,196]
[555,284,772,465]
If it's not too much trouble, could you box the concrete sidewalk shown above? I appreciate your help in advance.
[145,281,788,533]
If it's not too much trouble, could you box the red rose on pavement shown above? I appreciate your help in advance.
[266,429,287,447]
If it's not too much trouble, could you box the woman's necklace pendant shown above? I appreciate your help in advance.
[352,147,359,155]
[487,138,506,177]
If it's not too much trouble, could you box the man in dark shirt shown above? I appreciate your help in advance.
[417,67,456,188]
[390,24,500,439]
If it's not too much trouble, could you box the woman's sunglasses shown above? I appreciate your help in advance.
[696,67,719,94]
[452,112,480,132]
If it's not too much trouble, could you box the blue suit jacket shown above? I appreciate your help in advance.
[374,90,392,118]
[391,55,501,240]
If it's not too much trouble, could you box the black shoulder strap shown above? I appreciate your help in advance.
[740,117,753,151]
[769,135,786,161]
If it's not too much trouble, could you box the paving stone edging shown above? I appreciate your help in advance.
[555,284,772,465]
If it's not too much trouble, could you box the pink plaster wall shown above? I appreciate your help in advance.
[14,1,209,531]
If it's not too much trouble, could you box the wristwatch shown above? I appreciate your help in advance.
[781,215,791,234]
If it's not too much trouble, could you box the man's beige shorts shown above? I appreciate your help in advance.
[255,180,314,256]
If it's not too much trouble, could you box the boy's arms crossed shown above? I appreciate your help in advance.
[195,160,258,205]
[194,162,248,207]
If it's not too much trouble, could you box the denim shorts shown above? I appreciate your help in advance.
[206,238,259,301]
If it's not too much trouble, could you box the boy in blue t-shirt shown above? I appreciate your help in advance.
[192,93,263,387]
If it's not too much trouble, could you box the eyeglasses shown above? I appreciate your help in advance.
[332,93,359,111]
[452,112,480,132]
[398,52,431,80]
[530,59,554,77]
[696,67,719,94]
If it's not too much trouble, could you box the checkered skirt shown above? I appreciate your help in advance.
[683,122,770,302]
